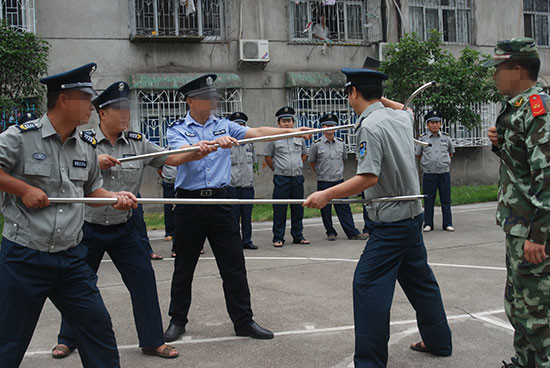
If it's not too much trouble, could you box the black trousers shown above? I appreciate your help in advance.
[169,198,253,328]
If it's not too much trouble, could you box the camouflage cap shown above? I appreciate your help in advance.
[483,37,539,67]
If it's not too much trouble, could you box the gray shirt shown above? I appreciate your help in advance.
[84,127,166,226]
[415,131,455,174]
[0,114,103,253]
[356,102,423,223]
[162,164,178,184]
[308,135,347,182]
[230,143,257,188]
[263,138,307,177]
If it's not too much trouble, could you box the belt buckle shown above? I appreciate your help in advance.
[200,189,212,197]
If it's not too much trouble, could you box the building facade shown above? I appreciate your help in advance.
[3,0,545,197]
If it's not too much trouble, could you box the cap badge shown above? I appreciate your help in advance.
[119,82,125,91]
[206,76,213,86]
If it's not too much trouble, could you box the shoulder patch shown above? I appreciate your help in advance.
[16,121,40,132]
[529,94,546,117]
[336,137,344,142]
[79,131,97,148]
[127,131,143,141]
[514,97,525,108]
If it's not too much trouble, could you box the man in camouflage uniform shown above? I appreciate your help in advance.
[485,37,550,368]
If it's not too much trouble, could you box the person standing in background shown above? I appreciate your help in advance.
[416,110,455,233]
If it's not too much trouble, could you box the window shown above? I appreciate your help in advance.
[0,0,35,33]
[524,0,550,46]
[289,0,381,43]
[136,88,242,147]
[133,0,226,40]
[409,0,471,44]
[289,87,358,152]
[417,103,498,147]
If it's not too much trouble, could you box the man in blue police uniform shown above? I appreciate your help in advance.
[51,81,191,359]
[309,113,366,241]
[304,68,452,367]
[0,63,138,368]
[227,112,258,250]
[264,106,310,247]
[164,74,310,342]
[415,110,455,232]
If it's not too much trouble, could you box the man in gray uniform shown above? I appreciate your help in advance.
[53,81,190,360]
[415,110,455,232]
[309,113,366,241]
[304,67,452,367]
[0,63,138,368]
[228,112,258,249]
[264,106,310,247]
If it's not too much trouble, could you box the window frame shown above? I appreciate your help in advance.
[409,0,472,45]
[0,0,35,33]
[135,88,242,147]
[288,0,370,44]
[524,0,550,47]
[131,0,227,42]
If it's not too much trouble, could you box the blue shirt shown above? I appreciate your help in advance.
[167,113,249,190]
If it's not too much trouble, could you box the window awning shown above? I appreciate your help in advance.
[285,71,346,88]
[129,73,242,90]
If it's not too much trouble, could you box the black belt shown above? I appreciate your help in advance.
[176,187,227,198]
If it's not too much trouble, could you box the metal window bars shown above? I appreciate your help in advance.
[523,0,550,47]
[290,87,497,151]
[134,0,226,40]
[409,0,471,44]
[289,0,367,43]
[0,0,35,33]
[136,88,242,147]
[289,87,359,152]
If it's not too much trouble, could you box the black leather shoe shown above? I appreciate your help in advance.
[235,321,274,339]
[164,323,186,342]
[244,243,258,250]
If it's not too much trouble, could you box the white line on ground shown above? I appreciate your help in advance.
[100,256,507,272]
[23,308,507,357]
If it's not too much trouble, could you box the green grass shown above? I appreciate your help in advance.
[0,185,498,232]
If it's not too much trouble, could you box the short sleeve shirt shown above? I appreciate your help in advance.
[415,131,455,173]
[230,143,256,188]
[308,136,347,182]
[263,137,307,176]
[84,128,166,225]
[167,113,249,190]
[355,102,423,222]
[0,114,103,252]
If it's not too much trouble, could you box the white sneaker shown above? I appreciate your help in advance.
[423,225,433,232]
[445,226,455,232]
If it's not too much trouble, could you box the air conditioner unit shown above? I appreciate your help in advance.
[239,39,269,63]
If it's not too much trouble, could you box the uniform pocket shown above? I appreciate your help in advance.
[69,166,89,182]
[24,162,51,177]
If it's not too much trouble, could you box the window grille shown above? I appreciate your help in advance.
[524,0,550,46]
[409,0,471,44]
[0,0,35,33]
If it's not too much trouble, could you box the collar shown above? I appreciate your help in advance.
[360,101,385,120]
[184,112,217,128]
[321,135,334,143]
[96,125,129,145]
[428,130,441,138]
[507,83,543,107]
[41,113,78,141]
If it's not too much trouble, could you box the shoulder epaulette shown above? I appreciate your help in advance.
[16,121,41,132]
[127,131,143,141]
[80,130,97,148]
[313,138,321,144]
[336,137,344,142]
[167,119,182,128]
[529,94,547,117]
[441,132,449,136]
[420,132,427,137]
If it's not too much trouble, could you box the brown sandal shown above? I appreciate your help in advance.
[150,253,164,260]
[141,344,179,359]
[52,344,74,359]
[410,341,430,353]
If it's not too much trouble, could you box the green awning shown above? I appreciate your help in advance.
[285,71,346,88]
[129,73,242,90]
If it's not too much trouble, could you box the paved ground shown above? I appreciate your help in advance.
[22,202,515,368]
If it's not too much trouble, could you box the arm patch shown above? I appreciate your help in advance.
[529,94,546,117]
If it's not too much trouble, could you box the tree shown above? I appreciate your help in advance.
[0,20,50,116]
[379,31,499,130]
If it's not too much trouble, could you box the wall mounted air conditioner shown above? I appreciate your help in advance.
[239,39,269,63]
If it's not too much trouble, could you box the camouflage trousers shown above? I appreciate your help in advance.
[505,234,550,367]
